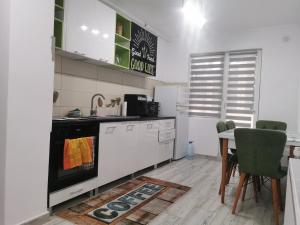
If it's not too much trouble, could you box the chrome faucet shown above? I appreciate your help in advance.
[90,93,105,116]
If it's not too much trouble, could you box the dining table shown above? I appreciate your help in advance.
[218,129,300,204]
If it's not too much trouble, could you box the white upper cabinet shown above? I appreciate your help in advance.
[64,0,116,63]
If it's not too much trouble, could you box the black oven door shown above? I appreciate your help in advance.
[48,122,99,193]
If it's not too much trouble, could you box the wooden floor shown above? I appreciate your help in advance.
[30,156,286,225]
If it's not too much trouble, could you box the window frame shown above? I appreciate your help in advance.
[188,49,262,128]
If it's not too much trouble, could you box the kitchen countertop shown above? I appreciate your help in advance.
[52,116,176,125]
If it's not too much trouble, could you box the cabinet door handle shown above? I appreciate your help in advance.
[127,125,134,131]
[70,188,84,196]
[105,127,116,134]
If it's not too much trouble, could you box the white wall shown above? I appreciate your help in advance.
[186,25,300,156]
[3,0,54,224]
[156,38,190,83]
[0,0,10,224]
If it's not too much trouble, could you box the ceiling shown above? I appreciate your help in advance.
[109,0,300,40]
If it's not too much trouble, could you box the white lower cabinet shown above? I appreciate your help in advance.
[158,129,175,163]
[158,141,174,163]
[98,122,123,185]
[119,122,139,176]
[98,119,175,187]
[137,121,159,170]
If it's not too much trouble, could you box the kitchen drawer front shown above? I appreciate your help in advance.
[158,141,174,163]
[159,129,175,142]
[159,119,175,130]
[49,178,97,207]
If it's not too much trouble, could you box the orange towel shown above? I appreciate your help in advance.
[78,137,93,164]
[63,139,83,170]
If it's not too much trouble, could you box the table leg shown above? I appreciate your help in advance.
[221,138,228,204]
[289,146,295,159]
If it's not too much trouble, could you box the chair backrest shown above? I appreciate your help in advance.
[226,120,236,130]
[216,121,227,155]
[216,121,227,134]
[256,120,287,131]
[234,128,286,178]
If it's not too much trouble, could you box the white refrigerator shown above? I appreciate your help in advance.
[155,85,189,160]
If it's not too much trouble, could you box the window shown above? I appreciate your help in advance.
[188,49,262,128]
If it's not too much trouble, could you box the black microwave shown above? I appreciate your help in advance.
[124,94,159,117]
[124,94,148,117]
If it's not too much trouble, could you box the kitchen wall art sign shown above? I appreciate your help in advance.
[130,22,158,76]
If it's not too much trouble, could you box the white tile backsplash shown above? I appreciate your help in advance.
[61,57,98,79]
[54,73,62,90]
[53,55,164,117]
[62,74,97,93]
[60,90,93,108]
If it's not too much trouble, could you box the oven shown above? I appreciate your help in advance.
[48,121,99,193]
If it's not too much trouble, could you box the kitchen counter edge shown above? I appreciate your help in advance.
[52,116,176,125]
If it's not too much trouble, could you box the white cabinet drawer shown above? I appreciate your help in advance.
[158,141,174,162]
[49,178,97,207]
[159,129,175,142]
[159,119,175,130]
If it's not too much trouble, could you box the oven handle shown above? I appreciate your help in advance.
[70,188,84,196]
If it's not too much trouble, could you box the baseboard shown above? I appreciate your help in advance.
[19,211,50,225]
[194,154,220,161]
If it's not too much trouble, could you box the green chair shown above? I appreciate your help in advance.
[226,120,237,154]
[226,120,236,130]
[256,120,287,131]
[232,128,287,225]
[216,121,238,192]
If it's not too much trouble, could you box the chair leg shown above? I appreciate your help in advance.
[232,172,246,214]
[226,164,233,185]
[276,179,283,211]
[260,176,264,185]
[219,169,230,195]
[252,176,258,203]
[257,176,261,192]
[271,179,280,225]
[232,164,237,177]
[242,174,249,201]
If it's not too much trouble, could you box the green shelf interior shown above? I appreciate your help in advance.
[116,14,131,40]
[54,19,63,49]
[55,0,64,8]
[55,5,64,21]
[115,33,130,49]
[54,0,64,49]
[115,44,130,69]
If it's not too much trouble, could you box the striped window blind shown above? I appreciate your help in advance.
[189,53,225,117]
[225,51,259,127]
[189,49,261,127]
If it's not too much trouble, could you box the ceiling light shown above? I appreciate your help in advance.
[102,33,109,39]
[80,25,88,31]
[91,29,100,35]
[182,0,206,28]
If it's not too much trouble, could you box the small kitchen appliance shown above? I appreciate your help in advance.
[124,94,159,117]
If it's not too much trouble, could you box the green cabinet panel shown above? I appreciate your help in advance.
[54,0,64,48]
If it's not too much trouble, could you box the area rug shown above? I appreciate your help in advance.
[56,176,190,225]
